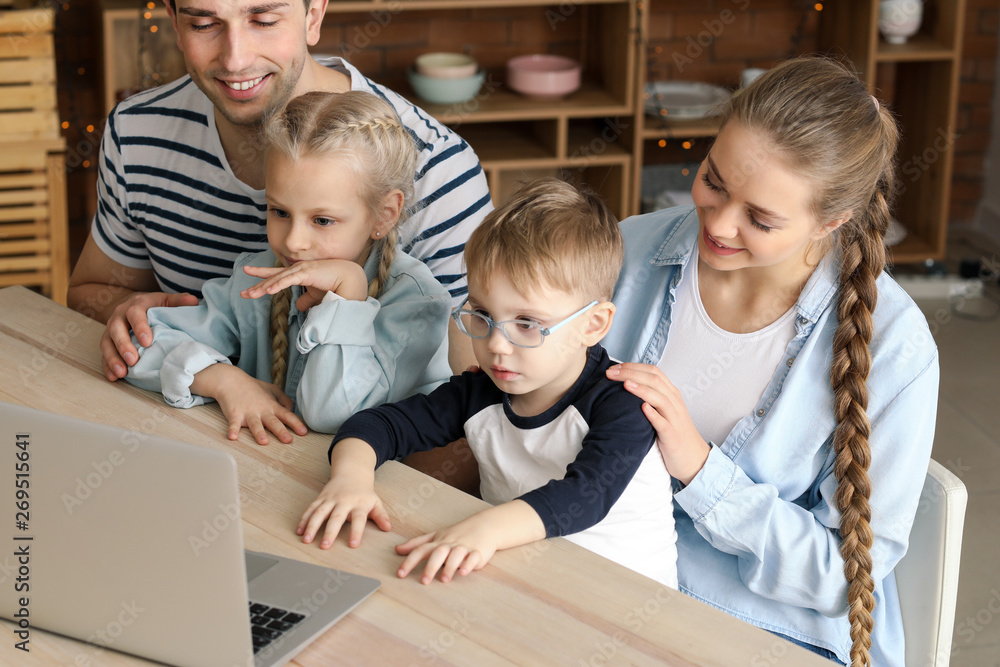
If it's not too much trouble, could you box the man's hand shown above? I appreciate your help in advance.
[101,291,199,381]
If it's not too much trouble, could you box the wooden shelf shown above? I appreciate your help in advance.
[329,0,628,9]
[875,35,957,62]
[397,79,630,125]
[641,116,721,140]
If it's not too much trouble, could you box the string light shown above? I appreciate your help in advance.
[658,139,666,148]
[150,25,158,33]
[681,168,690,176]
[682,141,692,149]
[814,3,823,10]
[61,121,69,129]
[82,160,90,169]
[147,1,155,7]
[77,67,85,75]
[86,124,94,133]
[144,11,152,19]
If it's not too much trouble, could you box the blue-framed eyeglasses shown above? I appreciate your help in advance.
[451,300,598,349]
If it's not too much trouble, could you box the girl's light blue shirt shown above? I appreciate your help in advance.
[126,247,452,433]
[603,206,939,666]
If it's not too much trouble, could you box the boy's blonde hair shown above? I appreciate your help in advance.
[261,90,418,390]
[464,178,621,302]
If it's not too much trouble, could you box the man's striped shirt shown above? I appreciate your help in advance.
[93,56,493,305]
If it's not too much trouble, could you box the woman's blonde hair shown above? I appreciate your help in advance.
[464,177,621,302]
[719,56,899,667]
[261,90,417,389]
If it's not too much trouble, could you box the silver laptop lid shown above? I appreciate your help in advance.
[0,401,254,667]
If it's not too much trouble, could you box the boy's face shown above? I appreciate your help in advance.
[466,271,595,417]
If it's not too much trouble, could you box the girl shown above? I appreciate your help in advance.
[604,57,938,666]
[126,91,452,444]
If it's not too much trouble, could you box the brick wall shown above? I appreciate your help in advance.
[60,0,998,270]
[954,0,998,225]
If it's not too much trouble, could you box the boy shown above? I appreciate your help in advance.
[297,178,677,587]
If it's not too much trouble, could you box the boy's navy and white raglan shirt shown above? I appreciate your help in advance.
[93,56,492,306]
[334,345,678,587]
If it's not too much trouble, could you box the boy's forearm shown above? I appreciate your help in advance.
[465,500,546,551]
[329,437,379,482]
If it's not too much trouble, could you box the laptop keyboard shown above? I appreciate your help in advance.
[249,602,307,654]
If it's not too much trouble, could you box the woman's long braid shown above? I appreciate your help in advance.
[269,258,292,391]
[831,176,891,667]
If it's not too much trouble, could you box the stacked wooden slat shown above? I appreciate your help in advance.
[0,7,69,304]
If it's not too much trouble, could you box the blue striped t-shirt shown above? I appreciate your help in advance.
[93,56,493,305]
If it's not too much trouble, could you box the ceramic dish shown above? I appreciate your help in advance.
[644,81,731,120]
[415,52,478,79]
[506,55,581,99]
[408,67,484,105]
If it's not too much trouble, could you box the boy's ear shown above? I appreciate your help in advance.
[581,301,615,346]
[372,190,404,240]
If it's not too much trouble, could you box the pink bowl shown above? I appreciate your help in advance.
[506,55,581,100]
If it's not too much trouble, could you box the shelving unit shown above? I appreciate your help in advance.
[100,0,638,219]
[819,0,966,263]
[99,0,965,256]
[630,0,966,264]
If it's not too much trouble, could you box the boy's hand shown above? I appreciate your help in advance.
[395,515,499,584]
[395,500,545,584]
[193,365,307,445]
[297,438,388,549]
[241,260,369,311]
[297,477,390,549]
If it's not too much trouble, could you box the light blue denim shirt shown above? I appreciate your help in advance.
[603,206,939,665]
[126,247,452,433]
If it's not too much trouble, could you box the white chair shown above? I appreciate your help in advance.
[895,458,968,667]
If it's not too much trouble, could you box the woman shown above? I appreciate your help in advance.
[604,57,938,666]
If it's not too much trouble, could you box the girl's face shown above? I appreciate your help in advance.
[264,152,384,267]
[691,120,845,275]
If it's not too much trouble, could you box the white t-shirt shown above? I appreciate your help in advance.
[658,250,797,445]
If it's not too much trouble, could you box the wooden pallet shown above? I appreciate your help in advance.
[0,140,69,304]
[0,8,58,143]
[0,8,69,303]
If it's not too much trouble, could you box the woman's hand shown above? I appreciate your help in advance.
[607,363,711,486]
[241,259,369,311]
[192,365,307,445]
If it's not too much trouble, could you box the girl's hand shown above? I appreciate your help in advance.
[395,516,499,584]
[607,362,710,486]
[194,365,307,445]
[297,477,391,550]
[241,260,369,311]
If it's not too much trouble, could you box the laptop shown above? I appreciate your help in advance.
[0,401,380,667]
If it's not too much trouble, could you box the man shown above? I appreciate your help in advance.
[68,0,489,378]
[68,0,487,491]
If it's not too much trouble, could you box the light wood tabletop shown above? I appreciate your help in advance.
[0,286,831,666]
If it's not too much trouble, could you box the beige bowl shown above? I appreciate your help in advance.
[415,53,478,79]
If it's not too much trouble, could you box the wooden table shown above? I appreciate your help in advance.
[0,286,830,666]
